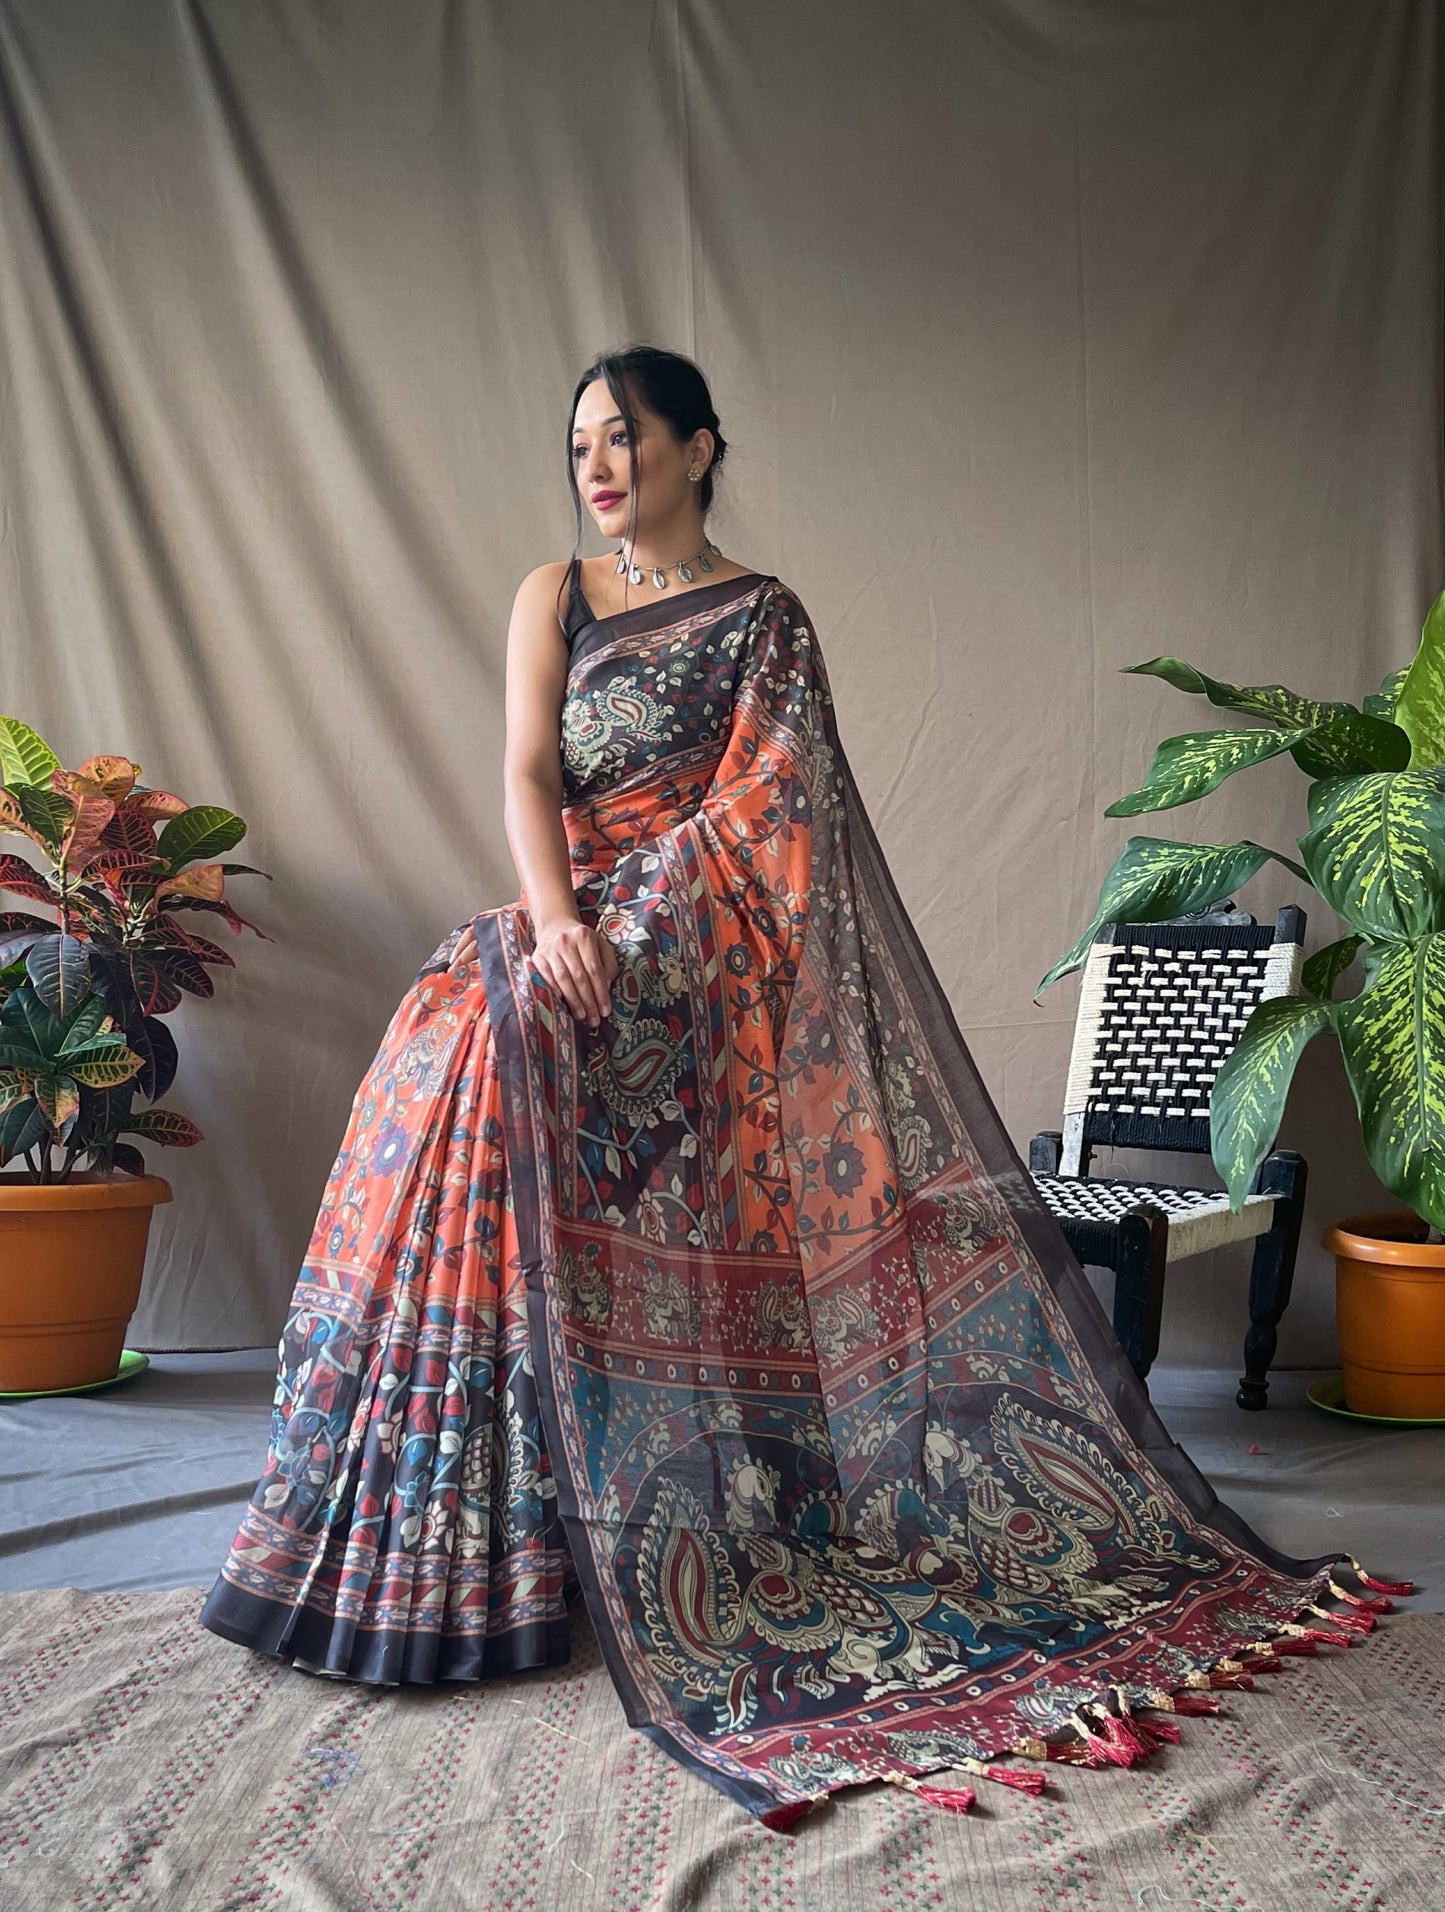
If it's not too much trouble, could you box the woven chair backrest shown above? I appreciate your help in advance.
[1058,905,1306,1176]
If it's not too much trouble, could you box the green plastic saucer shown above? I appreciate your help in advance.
[1307,1371,1445,1428]
[0,1347,150,1401]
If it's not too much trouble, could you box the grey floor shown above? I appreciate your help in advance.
[0,1355,1438,1605]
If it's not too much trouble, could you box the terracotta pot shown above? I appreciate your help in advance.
[0,1171,172,1392]
[1323,1210,1445,1419]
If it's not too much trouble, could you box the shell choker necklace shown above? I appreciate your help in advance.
[615,537,724,590]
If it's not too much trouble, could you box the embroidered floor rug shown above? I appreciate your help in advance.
[2,1583,1438,1910]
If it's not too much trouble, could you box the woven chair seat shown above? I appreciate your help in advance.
[1032,1171,1276,1264]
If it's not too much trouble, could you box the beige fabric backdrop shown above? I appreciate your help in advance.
[0,0,1439,1362]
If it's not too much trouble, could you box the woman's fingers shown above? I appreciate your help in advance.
[559,943,605,1022]
[451,925,478,968]
[560,940,608,1024]
[540,948,588,1024]
[574,937,613,1023]
[532,923,616,1025]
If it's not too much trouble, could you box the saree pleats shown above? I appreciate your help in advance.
[198,954,570,1681]
[203,570,1377,1819]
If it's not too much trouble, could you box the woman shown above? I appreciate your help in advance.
[199,345,1397,1826]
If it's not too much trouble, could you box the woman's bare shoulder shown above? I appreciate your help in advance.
[517,558,574,601]
[511,560,575,629]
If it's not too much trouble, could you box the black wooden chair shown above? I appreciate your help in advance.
[1030,903,1308,1409]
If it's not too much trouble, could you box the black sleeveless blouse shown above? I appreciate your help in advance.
[561,555,591,650]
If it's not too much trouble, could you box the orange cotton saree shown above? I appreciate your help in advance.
[200,565,1404,1825]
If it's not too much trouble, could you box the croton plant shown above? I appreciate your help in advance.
[0,717,268,1184]
[1039,586,1445,1235]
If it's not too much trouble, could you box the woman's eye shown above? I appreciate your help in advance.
[572,432,632,459]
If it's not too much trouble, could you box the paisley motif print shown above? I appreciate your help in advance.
[202,571,1351,1818]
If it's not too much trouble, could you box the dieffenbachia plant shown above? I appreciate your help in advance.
[0,717,269,1184]
[1037,588,1445,1233]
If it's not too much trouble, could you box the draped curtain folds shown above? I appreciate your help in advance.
[0,0,1438,1364]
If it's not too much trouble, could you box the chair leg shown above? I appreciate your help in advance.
[1029,1131,1062,1174]
[1111,1209,1169,1386]
[1237,1150,1308,1411]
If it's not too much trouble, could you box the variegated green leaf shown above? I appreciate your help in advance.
[1336,934,1445,1230]
[155,805,246,871]
[68,1051,143,1089]
[2,985,60,1058]
[1301,934,1364,1001]
[1105,727,1313,817]
[1121,656,1339,728]
[57,993,113,1054]
[1037,837,1300,993]
[0,1067,32,1113]
[1394,586,1445,767]
[1363,666,1410,722]
[1211,995,1334,1208]
[122,1106,203,1146]
[0,1096,46,1162]
[13,784,70,851]
[25,933,90,1019]
[1120,659,1407,778]
[0,717,60,789]
[61,1033,135,1069]
[1290,708,1410,779]
[1298,769,1445,939]
[33,1072,79,1136]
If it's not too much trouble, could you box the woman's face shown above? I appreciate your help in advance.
[571,379,704,535]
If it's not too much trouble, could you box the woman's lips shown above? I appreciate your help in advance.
[592,492,625,508]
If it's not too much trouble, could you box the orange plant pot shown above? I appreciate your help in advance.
[1323,1211,1445,1420]
[0,1171,172,1392]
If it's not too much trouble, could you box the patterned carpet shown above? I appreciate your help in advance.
[1,1585,1441,1910]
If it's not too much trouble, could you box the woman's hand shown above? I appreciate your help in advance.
[532,917,619,1027]
[450,923,479,968]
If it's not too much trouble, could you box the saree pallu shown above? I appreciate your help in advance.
[200,571,1386,1823]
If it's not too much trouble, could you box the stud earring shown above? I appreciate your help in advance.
[688,469,701,481]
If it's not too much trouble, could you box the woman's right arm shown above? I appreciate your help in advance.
[489,563,616,1028]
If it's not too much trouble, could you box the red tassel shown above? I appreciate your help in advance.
[760,1799,815,1833]
[1240,1652,1283,1675]
[1348,1556,1415,1598]
[1271,1636,1319,1657]
[1281,1623,1353,1650]
[1073,1705,1150,1769]
[961,1758,1048,1796]
[1309,1602,1374,1635]
[1135,1714,1182,1745]
[1329,1578,1392,1614]
[1187,1667,1255,1692]
[880,1771,976,1814]
[912,1781,977,1815]
[1162,1691,1221,1716]
[890,1776,975,1815]
[1107,1686,1177,1752]
[1013,1734,1106,1767]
